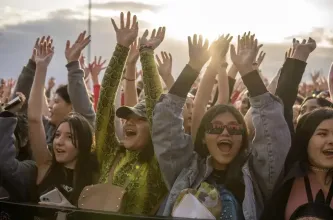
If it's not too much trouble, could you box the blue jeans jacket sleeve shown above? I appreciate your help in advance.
[152,93,194,190]
[249,92,291,198]
[0,116,37,201]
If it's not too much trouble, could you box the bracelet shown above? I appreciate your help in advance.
[122,76,136,81]
[139,44,153,52]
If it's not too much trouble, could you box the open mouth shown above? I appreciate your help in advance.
[124,128,137,137]
[323,149,333,156]
[217,140,232,153]
[55,148,65,154]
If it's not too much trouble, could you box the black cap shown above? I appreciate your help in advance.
[116,100,147,119]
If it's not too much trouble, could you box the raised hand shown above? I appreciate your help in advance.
[31,36,53,62]
[79,55,91,79]
[127,39,139,64]
[140,26,166,50]
[34,40,54,68]
[89,56,107,84]
[187,34,210,72]
[230,32,263,75]
[156,51,172,79]
[1,78,16,103]
[111,11,138,48]
[253,51,266,70]
[65,31,91,63]
[318,76,328,91]
[210,34,233,67]
[311,70,321,84]
[47,77,55,90]
[292,37,316,62]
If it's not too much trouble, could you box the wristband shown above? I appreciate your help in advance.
[122,76,136,81]
[139,44,153,52]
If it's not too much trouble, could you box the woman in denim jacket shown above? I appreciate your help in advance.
[152,33,291,220]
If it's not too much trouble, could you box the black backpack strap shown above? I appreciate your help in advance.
[304,176,314,202]
[325,178,333,204]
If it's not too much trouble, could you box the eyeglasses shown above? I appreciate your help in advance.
[205,123,244,135]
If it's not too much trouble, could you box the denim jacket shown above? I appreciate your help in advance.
[152,92,291,220]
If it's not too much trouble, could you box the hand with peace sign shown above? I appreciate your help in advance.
[140,26,166,50]
[111,11,138,48]
[65,31,91,63]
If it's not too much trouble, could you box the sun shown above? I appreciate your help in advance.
[145,0,321,44]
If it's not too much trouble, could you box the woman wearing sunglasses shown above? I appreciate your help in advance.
[152,33,291,219]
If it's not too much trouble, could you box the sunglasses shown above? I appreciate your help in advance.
[205,123,244,135]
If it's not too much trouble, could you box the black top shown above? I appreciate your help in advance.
[290,176,333,220]
[209,169,227,184]
[37,167,74,203]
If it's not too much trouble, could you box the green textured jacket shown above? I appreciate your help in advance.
[95,44,167,215]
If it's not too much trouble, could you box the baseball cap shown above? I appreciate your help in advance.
[116,100,147,119]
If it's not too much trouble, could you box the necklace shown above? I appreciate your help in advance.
[310,165,330,172]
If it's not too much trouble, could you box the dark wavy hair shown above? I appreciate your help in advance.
[194,104,249,202]
[285,107,333,174]
[40,112,99,205]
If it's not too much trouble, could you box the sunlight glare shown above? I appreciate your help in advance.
[148,0,322,43]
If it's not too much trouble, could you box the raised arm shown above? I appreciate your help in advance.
[95,11,138,165]
[275,38,316,135]
[230,33,291,199]
[156,51,174,90]
[123,40,139,106]
[65,31,96,128]
[191,35,232,139]
[191,67,217,140]
[153,34,211,189]
[28,40,54,183]
[244,68,281,138]
[89,56,107,111]
[12,38,49,113]
[139,27,166,127]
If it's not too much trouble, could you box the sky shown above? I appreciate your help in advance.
[0,0,333,83]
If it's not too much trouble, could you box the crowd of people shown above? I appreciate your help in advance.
[1,11,333,220]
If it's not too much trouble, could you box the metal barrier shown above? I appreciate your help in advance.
[0,201,206,220]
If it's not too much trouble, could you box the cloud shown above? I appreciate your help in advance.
[0,7,175,85]
[89,1,162,12]
[47,9,85,19]
[285,27,333,45]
